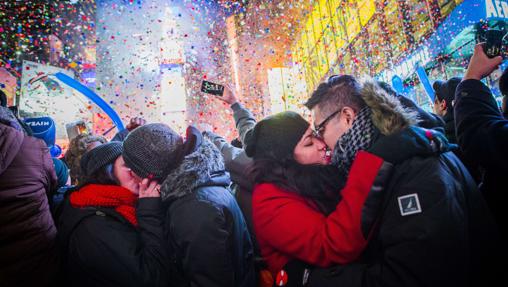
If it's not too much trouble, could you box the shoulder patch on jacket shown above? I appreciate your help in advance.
[398,193,422,216]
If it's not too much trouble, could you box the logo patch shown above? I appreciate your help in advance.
[398,193,422,216]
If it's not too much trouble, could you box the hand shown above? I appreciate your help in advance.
[126,117,146,131]
[217,85,238,105]
[138,178,161,198]
[464,43,503,80]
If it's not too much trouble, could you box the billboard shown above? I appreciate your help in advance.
[20,60,94,140]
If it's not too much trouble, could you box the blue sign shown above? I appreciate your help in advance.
[25,116,62,157]
[486,0,508,20]
[25,117,56,147]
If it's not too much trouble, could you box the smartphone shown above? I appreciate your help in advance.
[484,29,505,58]
[66,120,89,141]
[201,80,224,96]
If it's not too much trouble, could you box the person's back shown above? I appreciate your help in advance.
[454,44,508,240]
[161,137,255,287]
[122,124,255,287]
[306,146,502,287]
[368,150,496,286]
[0,107,59,287]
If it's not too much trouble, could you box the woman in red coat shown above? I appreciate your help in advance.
[244,111,388,282]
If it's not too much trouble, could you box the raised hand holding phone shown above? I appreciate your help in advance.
[217,85,238,105]
[464,43,503,81]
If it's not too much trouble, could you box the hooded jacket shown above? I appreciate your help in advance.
[304,80,503,287]
[161,137,256,287]
[0,107,59,287]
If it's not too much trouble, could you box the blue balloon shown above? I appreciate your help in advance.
[50,145,62,158]
[54,72,125,131]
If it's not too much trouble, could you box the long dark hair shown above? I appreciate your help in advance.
[82,163,119,186]
[248,158,345,215]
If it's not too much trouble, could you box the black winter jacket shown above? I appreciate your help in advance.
[307,150,502,287]
[57,192,169,287]
[454,79,508,240]
[160,136,256,287]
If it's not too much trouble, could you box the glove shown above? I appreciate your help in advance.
[368,126,456,164]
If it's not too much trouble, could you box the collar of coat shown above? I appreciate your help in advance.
[160,138,228,202]
[360,79,419,135]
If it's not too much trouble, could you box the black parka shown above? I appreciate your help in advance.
[57,189,169,287]
[161,135,256,287]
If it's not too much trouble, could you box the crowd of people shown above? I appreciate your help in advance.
[1,44,507,287]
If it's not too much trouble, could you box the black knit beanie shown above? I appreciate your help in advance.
[244,111,309,160]
[80,142,123,177]
[122,123,184,181]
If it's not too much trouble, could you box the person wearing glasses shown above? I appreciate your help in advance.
[242,107,435,285]
[297,75,502,287]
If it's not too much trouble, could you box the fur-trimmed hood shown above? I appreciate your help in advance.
[160,138,230,202]
[360,79,419,135]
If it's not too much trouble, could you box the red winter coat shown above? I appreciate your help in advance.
[0,123,59,286]
[252,151,387,275]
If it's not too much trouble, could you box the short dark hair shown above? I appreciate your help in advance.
[83,163,118,186]
[304,75,366,116]
[500,67,508,96]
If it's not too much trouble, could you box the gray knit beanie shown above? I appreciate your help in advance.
[122,123,183,181]
[80,142,123,177]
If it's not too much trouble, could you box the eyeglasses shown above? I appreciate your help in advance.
[313,110,340,138]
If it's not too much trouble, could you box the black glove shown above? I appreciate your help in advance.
[274,260,313,287]
[368,126,456,164]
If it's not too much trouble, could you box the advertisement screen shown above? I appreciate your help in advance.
[20,60,94,140]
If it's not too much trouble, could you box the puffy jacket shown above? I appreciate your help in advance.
[306,151,503,287]
[161,136,256,287]
[252,151,388,275]
[0,108,59,287]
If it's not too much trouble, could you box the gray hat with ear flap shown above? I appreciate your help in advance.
[122,123,184,181]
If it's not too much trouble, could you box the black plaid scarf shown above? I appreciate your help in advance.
[331,107,379,177]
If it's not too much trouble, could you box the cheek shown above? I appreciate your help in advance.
[301,147,325,164]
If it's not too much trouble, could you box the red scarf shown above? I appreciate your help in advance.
[70,184,138,227]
